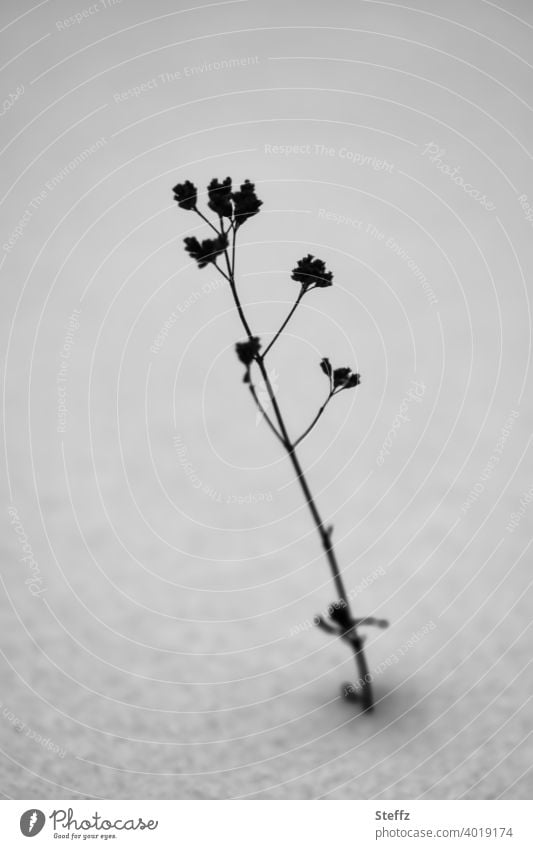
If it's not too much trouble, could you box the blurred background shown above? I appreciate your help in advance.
[0,0,531,799]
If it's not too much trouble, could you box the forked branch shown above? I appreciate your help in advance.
[172,177,388,711]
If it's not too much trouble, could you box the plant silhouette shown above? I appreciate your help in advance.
[173,177,388,711]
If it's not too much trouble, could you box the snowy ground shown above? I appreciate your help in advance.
[1,0,532,799]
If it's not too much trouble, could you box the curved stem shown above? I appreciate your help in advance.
[218,229,350,604]
[194,208,219,235]
[213,261,232,284]
[231,221,237,277]
[220,226,255,339]
[293,391,334,448]
[208,221,374,707]
[247,375,287,447]
[262,288,305,358]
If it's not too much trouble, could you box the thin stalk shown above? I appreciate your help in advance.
[220,233,352,626]
[194,207,219,235]
[262,288,305,358]
[231,221,237,277]
[211,219,374,707]
[293,391,334,448]
[247,375,287,447]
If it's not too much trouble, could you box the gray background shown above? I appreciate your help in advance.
[0,0,531,799]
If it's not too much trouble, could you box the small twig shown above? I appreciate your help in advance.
[231,220,237,277]
[213,253,371,705]
[175,177,384,711]
[293,390,334,447]
[219,217,234,281]
[194,207,219,235]
[247,370,287,447]
[262,287,306,358]
[212,261,232,284]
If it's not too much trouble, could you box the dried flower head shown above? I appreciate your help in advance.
[184,233,228,268]
[320,357,333,379]
[291,255,333,290]
[236,336,261,381]
[172,180,197,210]
[328,600,352,630]
[208,177,233,218]
[235,336,261,366]
[173,175,385,711]
[333,367,361,390]
[232,180,263,227]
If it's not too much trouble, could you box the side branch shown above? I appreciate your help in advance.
[294,391,334,447]
[247,371,287,447]
[262,287,305,358]
[194,207,219,235]
[175,175,383,712]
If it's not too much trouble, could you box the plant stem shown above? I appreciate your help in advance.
[293,391,333,447]
[194,207,219,235]
[231,221,237,277]
[208,217,375,707]
[247,376,286,447]
[262,288,305,358]
[254,354,373,706]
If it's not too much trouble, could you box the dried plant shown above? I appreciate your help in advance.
[173,177,388,711]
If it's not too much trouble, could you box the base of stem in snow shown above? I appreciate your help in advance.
[316,606,389,713]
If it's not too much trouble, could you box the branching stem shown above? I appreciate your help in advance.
[294,390,334,447]
[262,287,306,358]
[206,217,377,708]
[247,374,287,447]
[194,207,219,235]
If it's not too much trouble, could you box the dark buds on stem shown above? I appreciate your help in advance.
[173,177,263,230]
[208,177,233,218]
[333,367,361,390]
[320,357,361,392]
[206,177,263,227]
[328,600,353,631]
[232,179,263,228]
[291,254,333,292]
[320,357,333,380]
[184,233,228,268]
[172,180,197,210]
[236,336,262,382]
